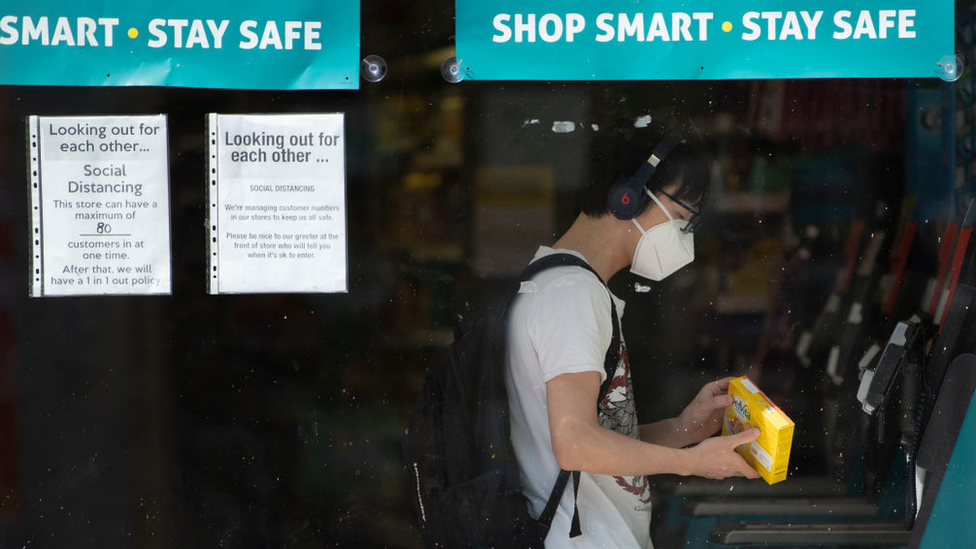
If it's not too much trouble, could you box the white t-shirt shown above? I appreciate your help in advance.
[505,247,654,549]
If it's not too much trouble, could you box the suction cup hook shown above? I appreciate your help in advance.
[361,55,388,83]
[937,55,963,83]
[441,57,464,84]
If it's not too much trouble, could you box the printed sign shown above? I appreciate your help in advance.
[456,0,954,80]
[208,113,348,294]
[28,115,172,297]
[0,0,359,89]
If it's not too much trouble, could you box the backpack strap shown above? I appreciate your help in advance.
[516,253,621,538]
[517,253,621,387]
[536,470,583,537]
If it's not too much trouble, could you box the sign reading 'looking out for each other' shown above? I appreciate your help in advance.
[29,115,172,297]
[207,113,348,295]
[456,1,954,80]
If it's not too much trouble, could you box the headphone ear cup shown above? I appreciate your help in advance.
[607,183,647,220]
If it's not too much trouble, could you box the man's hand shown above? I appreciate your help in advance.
[684,428,761,479]
[676,377,736,445]
[545,372,762,478]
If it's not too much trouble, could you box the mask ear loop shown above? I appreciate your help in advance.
[645,189,675,221]
[630,217,648,235]
[632,189,675,234]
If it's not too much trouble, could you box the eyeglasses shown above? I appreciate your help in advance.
[658,190,702,234]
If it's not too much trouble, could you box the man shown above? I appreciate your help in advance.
[505,130,760,548]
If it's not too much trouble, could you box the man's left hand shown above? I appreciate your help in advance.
[677,377,735,445]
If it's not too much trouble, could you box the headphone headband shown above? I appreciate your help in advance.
[647,134,684,168]
[607,133,686,220]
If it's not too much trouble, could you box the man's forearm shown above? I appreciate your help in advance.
[638,417,699,448]
[551,415,695,476]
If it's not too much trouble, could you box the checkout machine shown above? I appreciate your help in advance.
[659,200,976,548]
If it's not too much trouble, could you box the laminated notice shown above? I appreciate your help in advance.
[27,114,172,297]
[722,376,795,484]
[206,113,348,294]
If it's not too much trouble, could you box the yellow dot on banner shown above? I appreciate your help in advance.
[722,21,733,33]
[128,28,138,39]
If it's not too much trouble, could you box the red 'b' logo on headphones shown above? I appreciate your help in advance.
[620,192,630,205]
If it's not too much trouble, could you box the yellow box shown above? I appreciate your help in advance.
[721,376,795,484]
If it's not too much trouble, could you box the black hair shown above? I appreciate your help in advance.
[575,127,711,217]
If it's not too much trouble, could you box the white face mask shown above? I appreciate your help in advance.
[629,191,695,281]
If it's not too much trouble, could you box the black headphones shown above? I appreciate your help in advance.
[607,134,685,220]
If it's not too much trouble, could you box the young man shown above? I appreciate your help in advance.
[505,132,760,548]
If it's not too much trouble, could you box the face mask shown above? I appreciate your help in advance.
[629,191,695,281]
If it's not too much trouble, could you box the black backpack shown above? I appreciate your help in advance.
[403,253,621,548]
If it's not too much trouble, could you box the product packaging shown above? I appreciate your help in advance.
[721,375,795,484]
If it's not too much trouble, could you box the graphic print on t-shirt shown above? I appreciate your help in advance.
[599,344,652,504]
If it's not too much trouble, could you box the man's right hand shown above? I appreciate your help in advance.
[683,428,761,479]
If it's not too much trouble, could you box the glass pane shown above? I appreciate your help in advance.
[0,2,973,548]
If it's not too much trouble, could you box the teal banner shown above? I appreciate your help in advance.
[0,0,359,89]
[456,1,954,80]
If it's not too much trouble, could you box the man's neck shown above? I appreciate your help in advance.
[551,213,633,283]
